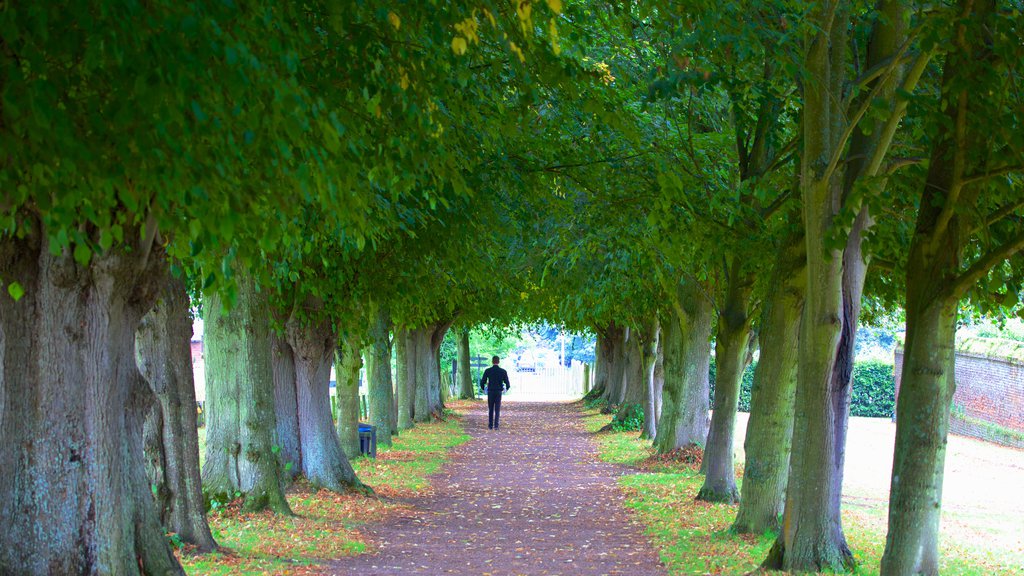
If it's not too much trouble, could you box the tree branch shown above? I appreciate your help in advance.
[951,229,1024,299]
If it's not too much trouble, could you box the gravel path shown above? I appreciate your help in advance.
[327,400,665,575]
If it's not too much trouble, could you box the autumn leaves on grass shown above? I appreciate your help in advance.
[179,412,468,575]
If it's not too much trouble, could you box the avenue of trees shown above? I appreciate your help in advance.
[1,1,1022,575]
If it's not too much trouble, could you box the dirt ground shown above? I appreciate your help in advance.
[328,401,665,575]
[733,413,1024,561]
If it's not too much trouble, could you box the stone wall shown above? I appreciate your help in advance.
[894,349,1024,448]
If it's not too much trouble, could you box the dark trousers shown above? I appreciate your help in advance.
[487,390,503,428]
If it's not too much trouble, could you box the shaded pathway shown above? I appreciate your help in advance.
[328,401,665,575]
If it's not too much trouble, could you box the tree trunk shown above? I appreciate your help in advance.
[202,271,292,515]
[287,302,360,492]
[639,319,661,440]
[583,362,591,395]
[271,331,301,481]
[698,266,754,504]
[395,328,413,430]
[457,327,475,399]
[368,305,396,446]
[614,327,645,426]
[588,331,609,398]
[0,224,184,574]
[136,274,217,552]
[654,282,713,454]
[881,4,991,570]
[734,233,805,534]
[411,327,432,423]
[426,321,453,416]
[602,323,628,408]
[653,335,665,433]
[335,334,363,459]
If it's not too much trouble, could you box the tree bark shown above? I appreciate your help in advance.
[202,271,292,515]
[583,362,591,395]
[614,327,645,426]
[639,319,661,440]
[457,327,475,399]
[653,282,713,454]
[335,334,363,459]
[287,301,360,492]
[395,328,413,430]
[411,327,432,422]
[136,274,217,552]
[763,0,910,569]
[602,323,628,408]
[368,304,396,446]
[698,265,754,504]
[271,331,301,482]
[734,233,805,534]
[0,222,184,574]
[881,3,992,571]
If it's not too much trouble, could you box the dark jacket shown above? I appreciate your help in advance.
[480,365,510,393]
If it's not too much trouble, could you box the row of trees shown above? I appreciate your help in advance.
[549,1,1023,574]
[1,1,1021,575]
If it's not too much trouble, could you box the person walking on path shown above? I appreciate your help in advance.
[479,356,510,430]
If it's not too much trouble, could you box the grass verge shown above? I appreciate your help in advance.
[581,405,1022,576]
[182,407,469,575]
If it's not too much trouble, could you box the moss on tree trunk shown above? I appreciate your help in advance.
[202,271,292,515]
[367,305,395,446]
[734,233,804,534]
[457,327,475,399]
[698,266,753,504]
[654,282,713,454]
[335,335,363,459]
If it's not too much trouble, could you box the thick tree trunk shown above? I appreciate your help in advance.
[395,329,413,430]
[426,321,453,416]
[653,283,713,454]
[614,328,645,425]
[0,224,184,574]
[588,331,608,398]
[609,326,628,406]
[202,272,292,515]
[136,275,217,552]
[882,4,990,569]
[271,331,301,481]
[698,266,754,504]
[410,321,453,422]
[335,335,363,459]
[368,305,395,446]
[734,234,805,534]
[287,303,359,492]
[600,323,626,407]
[881,300,956,575]
[411,328,432,423]
[457,327,475,399]
[639,319,661,440]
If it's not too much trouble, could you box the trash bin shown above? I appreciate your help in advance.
[357,423,377,458]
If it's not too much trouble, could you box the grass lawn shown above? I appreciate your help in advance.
[581,405,1024,576]
[182,405,470,575]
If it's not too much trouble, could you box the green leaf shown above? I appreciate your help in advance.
[7,282,25,301]
[73,243,92,266]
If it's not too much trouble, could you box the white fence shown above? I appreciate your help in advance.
[502,361,587,401]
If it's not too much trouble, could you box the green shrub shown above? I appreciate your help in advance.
[850,360,896,418]
[708,357,895,418]
[611,403,644,432]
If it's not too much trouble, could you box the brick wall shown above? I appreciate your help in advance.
[894,349,1024,449]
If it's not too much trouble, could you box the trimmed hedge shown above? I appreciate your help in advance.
[708,358,895,418]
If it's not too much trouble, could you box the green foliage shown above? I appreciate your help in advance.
[708,357,895,418]
[850,361,896,418]
[612,403,644,432]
